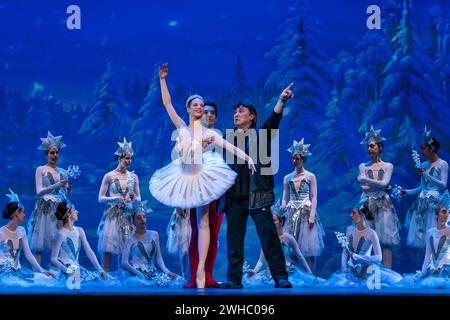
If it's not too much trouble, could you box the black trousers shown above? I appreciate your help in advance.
[225,196,288,284]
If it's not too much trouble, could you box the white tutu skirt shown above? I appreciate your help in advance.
[149,151,237,209]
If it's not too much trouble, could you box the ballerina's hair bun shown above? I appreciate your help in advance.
[55,202,70,221]
[359,204,374,221]
[2,202,20,220]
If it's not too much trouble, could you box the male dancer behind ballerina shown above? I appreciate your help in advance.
[183,102,224,288]
[220,83,295,289]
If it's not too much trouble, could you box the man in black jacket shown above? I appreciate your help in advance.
[220,83,294,289]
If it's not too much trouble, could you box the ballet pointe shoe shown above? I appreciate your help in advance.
[196,264,205,289]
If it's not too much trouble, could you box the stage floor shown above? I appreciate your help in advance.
[1,286,450,296]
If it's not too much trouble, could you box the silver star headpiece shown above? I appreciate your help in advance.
[37,131,67,151]
[287,138,312,157]
[360,125,386,144]
[5,189,24,209]
[114,137,134,157]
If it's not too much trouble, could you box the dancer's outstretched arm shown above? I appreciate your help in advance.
[285,233,311,273]
[23,233,54,277]
[273,83,294,114]
[154,232,177,277]
[209,131,256,173]
[159,63,185,129]
[248,248,266,276]
[79,228,107,280]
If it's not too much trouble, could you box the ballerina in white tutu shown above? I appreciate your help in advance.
[149,63,256,288]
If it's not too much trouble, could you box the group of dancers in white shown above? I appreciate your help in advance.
[1,64,449,290]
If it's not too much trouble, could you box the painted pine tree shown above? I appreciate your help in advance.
[264,0,330,146]
[79,63,130,141]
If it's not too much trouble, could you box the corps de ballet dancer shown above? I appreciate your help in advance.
[358,126,400,269]
[97,138,141,271]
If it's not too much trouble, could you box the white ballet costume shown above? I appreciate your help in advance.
[325,225,402,287]
[149,128,237,209]
[0,226,54,286]
[396,227,450,289]
[405,159,448,248]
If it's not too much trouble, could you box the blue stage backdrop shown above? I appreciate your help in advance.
[0,0,449,279]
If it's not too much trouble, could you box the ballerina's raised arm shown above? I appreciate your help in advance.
[159,63,186,129]
[207,130,256,174]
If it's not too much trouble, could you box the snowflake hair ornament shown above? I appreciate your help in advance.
[37,131,67,151]
[287,138,312,157]
[132,200,153,215]
[360,125,386,145]
[5,189,24,209]
[114,137,134,158]
[422,126,433,145]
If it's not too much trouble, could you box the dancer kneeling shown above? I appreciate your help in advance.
[396,191,450,289]
[0,189,55,286]
[121,201,182,287]
[244,202,321,287]
[51,197,108,283]
[326,205,402,288]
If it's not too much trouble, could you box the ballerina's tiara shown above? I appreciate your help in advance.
[185,94,204,108]
[114,137,134,157]
[37,131,67,151]
[287,138,312,157]
[422,126,434,145]
[5,189,24,209]
[360,125,386,145]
